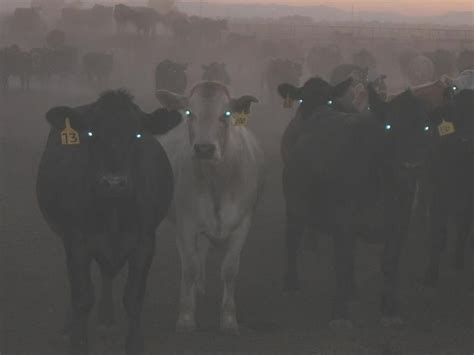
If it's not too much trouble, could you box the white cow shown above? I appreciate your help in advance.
[155,81,264,334]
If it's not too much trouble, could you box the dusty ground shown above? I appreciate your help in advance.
[1,88,473,355]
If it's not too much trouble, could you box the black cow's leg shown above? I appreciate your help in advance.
[64,238,94,355]
[123,235,155,355]
[424,201,447,287]
[452,204,472,271]
[284,214,304,292]
[97,265,115,328]
[330,225,354,328]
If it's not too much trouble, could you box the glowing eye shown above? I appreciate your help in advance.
[298,99,303,104]
[452,86,457,91]
[327,100,333,105]
[424,125,430,132]
[224,111,232,117]
[185,109,192,117]
[87,131,93,137]
[385,124,392,131]
[136,133,142,139]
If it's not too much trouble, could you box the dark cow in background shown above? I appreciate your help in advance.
[114,4,162,37]
[279,79,436,327]
[155,59,188,94]
[306,45,342,79]
[423,88,474,292]
[201,62,231,85]
[0,45,33,95]
[36,90,182,355]
[61,5,114,31]
[425,49,457,79]
[457,50,474,72]
[32,45,78,85]
[352,49,377,71]
[82,52,114,89]
[10,7,44,34]
[263,58,302,104]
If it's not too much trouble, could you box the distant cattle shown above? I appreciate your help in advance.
[306,45,342,79]
[155,59,188,94]
[399,52,434,85]
[0,45,33,94]
[352,49,377,71]
[155,82,264,334]
[61,5,113,30]
[264,58,302,104]
[425,49,457,79]
[31,46,78,85]
[114,4,162,37]
[82,52,114,89]
[10,7,44,34]
[279,79,436,328]
[36,90,182,355]
[201,62,231,85]
[423,89,474,292]
[46,29,66,49]
[457,50,474,72]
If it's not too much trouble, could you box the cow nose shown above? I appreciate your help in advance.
[194,143,216,158]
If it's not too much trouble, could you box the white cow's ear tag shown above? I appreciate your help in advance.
[283,95,294,109]
[60,118,80,145]
[232,112,249,126]
[438,119,455,137]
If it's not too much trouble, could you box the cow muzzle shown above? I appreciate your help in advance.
[193,143,217,160]
[96,174,131,197]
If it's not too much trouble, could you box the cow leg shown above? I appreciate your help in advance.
[424,201,448,287]
[196,234,210,295]
[452,204,472,271]
[176,223,199,332]
[330,225,354,329]
[123,235,155,355]
[97,265,115,329]
[284,215,304,292]
[220,214,251,334]
[64,238,94,355]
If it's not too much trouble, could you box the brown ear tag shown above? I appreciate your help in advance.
[232,112,249,126]
[438,119,455,137]
[283,95,294,109]
[60,118,80,145]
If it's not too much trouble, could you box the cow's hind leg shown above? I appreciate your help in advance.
[284,214,304,293]
[97,265,116,330]
[220,214,252,335]
[64,238,94,355]
[123,235,155,355]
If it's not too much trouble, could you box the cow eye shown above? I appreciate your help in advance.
[298,99,303,104]
[384,123,392,131]
[327,100,333,106]
[185,109,192,117]
[87,131,94,137]
[224,111,232,117]
[135,133,142,139]
[423,125,430,132]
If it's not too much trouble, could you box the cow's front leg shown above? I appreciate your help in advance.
[64,237,94,355]
[97,265,115,329]
[220,214,251,335]
[123,234,155,355]
[176,222,199,332]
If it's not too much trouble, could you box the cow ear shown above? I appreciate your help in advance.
[231,95,258,113]
[141,108,182,135]
[331,77,353,98]
[277,83,298,100]
[46,106,80,130]
[367,83,387,116]
[155,90,188,110]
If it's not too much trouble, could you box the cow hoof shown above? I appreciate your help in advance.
[329,319,353,330]
[381,316,404,328]
[176,317,196,333]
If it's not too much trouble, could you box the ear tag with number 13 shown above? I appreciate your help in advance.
[232,112,249,126]
[438,119,455,137]
[61,118,80,145]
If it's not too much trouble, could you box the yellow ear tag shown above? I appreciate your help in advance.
[232,112,249,126]
[283,95,294,109]
[60,118,80,145]
[438,119,455,137]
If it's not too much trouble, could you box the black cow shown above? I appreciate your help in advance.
[83,52,114,89]
[424,89,474,292]
[0,45,33,95]
[154,59,187,94]
[457,50,474,72]
[114,4,162,37]
[279,79,436,327]
[201,62,231,85]
[36,90,181,355]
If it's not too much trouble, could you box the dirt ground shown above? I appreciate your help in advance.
[1,88,473,355]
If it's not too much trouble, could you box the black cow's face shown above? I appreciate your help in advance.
[46,90,181,198]
[278,77,353,119]
[368,85,434,170]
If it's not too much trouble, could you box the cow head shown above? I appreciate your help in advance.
[156,82,258,162]
[46,89,181,198]
[368,84,434,170]
[278,77,353,118]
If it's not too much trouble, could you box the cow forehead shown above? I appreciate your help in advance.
[189,93,229,116]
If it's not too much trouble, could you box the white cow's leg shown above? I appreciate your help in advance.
[176,223,199,332]
[196,234,210,295]
[220,214,251,334]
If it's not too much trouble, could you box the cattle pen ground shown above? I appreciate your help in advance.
[1,89,473,355]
